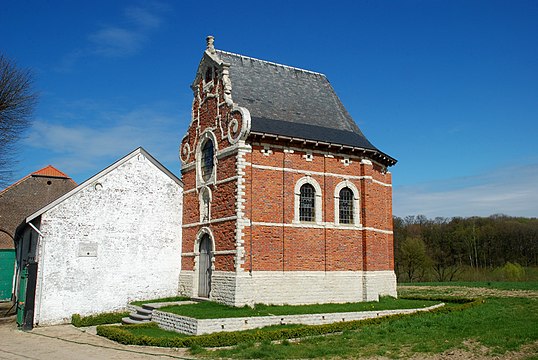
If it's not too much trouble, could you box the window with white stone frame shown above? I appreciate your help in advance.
[299,184,315,221]
[339,187,353,223]
[334,181,361,226]
[196,130,218,186]
[294,176,323,224]
[201,139,214,181]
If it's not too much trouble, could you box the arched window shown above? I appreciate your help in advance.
[299,184,316,222]
[334,181,360,226]
[201,139,214,182]
[339,187,354,224]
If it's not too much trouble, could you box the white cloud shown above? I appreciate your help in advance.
[88,27,145,57]
[125,6,163,29]
[394,164,538,218]
[58,4,166,68]
[24,104,185,180]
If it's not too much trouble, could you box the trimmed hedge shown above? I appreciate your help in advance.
[72,311,130,327]
[96,297,483,348]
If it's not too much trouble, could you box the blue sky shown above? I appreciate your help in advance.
[1,0,537,218]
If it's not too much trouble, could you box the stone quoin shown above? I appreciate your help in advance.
[179,36,398,306]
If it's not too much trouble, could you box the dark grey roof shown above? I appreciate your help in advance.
[216,50,395,164]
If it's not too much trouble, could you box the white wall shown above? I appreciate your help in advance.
[34,154,182,325]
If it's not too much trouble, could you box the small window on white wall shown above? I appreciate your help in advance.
[294,176,323,224]
[334,181,360,226]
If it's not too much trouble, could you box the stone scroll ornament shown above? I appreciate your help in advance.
[227,106,251,144]
[180,139,191,164]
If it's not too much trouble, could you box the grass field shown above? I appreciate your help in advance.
[99,282,538,358]
[400,281,538,291]
[193,282,538,359]
[158,297,440,319]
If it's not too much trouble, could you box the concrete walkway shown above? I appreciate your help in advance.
[0,321,194,360]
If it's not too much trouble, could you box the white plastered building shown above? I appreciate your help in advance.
[21,148,183,326]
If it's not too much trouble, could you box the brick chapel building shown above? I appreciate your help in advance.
[179,37,397,306]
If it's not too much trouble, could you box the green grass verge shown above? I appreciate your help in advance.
[71,311,130,327]
[398,281,538,291]
[96,296,478,349]
[158,296,439,319]
[202,296,537,358]
[130,296,190,306]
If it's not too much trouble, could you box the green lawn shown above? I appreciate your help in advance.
[203,294,537,359]
[157,297,440,319]
[98,282,538,358]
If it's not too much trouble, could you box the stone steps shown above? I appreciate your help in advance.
[122,300,198,325]
[122,305,153,325]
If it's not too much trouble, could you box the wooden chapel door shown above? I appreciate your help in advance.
[198,234,212,297]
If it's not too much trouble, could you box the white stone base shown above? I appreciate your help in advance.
[179,270,397,306]
[153,303,443,335]
[178,272,194,298]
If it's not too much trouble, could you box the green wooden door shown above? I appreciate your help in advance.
[0,249,15,301]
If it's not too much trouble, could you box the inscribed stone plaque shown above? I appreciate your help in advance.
[78,242,98,257]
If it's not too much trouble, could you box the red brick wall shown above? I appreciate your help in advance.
[243,144,394,272]
[180,63,241,273]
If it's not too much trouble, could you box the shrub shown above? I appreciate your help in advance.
[499,262,526,281]
[71,311,130,327]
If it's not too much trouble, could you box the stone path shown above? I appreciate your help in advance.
[0,321,194,360]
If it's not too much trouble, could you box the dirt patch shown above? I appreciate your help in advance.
[398,285,538,299]
[408,340,538,360]
[358,340,538,360]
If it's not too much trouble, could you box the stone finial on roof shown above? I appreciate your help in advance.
[206,35,215,54]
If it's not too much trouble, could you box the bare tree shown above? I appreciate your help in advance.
[0,54,37,187]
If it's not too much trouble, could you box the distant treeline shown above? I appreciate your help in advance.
[393,214,538,282]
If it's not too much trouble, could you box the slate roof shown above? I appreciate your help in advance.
[215,50,396,165]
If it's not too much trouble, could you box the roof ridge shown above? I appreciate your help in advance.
[215,49,325,77]
[32,165,70,178]
[0,165,71,195]
[26,147,183,223]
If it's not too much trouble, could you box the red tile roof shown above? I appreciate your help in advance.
[32,165,70,178]
[0,166,75,196]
